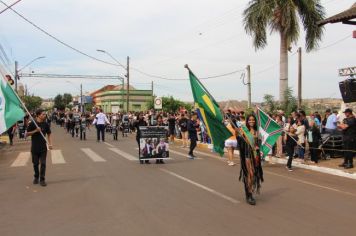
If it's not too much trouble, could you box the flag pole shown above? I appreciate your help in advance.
[0,73,50,149]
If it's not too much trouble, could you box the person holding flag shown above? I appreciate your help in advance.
[185,65,231,157]
[236,114,263,205]
[26,109,52,187]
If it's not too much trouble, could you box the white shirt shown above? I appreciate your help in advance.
[93,112,109,125]
[295,125,306,144]
[326,113,337,130]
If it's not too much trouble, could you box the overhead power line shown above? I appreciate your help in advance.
[0,1,120,68]
[132,67,246,81]
[1,1,247,83]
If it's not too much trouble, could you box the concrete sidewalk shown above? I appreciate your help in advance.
[173,138,356,180]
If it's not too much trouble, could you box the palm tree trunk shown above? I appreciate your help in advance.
[279,33,288,102]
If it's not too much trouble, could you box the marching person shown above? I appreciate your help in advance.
[155,115,166,164]
[135,113,149,164]
[187,112,199,159]
[338,108,356,169]
[26,109,53,187]
[6,123,16,146]
[167,113,176,144]
[236,114,263,205]
[178,113,189,148]
[92,109,110,142]
[79,114,87,140]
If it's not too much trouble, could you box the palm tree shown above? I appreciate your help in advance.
[243,0,325,102]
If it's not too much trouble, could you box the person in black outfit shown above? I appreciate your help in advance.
[26,109,53,187]
[7,124,16,145]
[167,113,176,143]
[338,108,356,169]
[307,120,321,163]
[187,113,199,159]
[285,127,298,170]
[236,114,263,205]
[134,113,149,164]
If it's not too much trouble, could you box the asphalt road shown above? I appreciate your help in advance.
[1,125,355,236]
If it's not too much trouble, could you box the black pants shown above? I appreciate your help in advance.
[189,138,197,155]
[286,144,296,168]
[309,142,319,163]
[343,139,355,167]
[80,128,86,140]
[7,130,14,145]
[32,151,47,181]
[96,124,105,141]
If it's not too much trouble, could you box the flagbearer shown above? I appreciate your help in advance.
[237,114,264,205]
[187,112,199,159]
[26,109,52,187]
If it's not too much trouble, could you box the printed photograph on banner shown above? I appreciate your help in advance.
[139,126,170,160]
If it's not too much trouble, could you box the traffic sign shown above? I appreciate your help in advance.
[154,97,162,109]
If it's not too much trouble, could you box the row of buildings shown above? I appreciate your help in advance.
[89,84,153,113]
[41,84,153,112]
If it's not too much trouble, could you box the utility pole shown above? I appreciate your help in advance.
[297,47,302,109]
[247,65,251,109]
[80,83,83,113]
[126,56,130,113]
[14,61,18,93]
[151,81,154,104]
[121,79,124,112]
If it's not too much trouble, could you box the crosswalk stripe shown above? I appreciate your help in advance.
[11,152,31,167]
[109,148,137,161]
[51,150,66,164]
[81,148,106,162]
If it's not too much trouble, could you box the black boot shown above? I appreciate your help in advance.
[246,193,256,205]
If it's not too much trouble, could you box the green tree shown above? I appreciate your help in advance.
[22,95,42,112]
[54,94,65,110]
[146,96,193,112]
[262,94,278,114]
[280,87,298,116]
[243,0,325,101]
[62,93,73,107]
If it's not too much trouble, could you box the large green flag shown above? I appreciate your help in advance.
[256,106,284,158]
[188,70,232,156]
[0,75,25,134]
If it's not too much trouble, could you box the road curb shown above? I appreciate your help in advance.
[173,138,356,180]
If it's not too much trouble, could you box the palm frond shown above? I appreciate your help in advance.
[243,0,276,50]
[293,0,325,52]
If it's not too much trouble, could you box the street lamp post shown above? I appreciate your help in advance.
[15,56,45,92]
[96,49,127,112]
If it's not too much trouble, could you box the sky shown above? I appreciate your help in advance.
[0,0,354,102]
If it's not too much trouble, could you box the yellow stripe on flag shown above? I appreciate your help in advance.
[202,94,216,116]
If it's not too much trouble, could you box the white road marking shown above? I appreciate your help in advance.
[109,148,137,161]
[51,150,66,164]
[266,171,356,198]
[169,149,202,160]
[81,148,106,162]
[161,169,240,204]
[104,142,115,148]
[11,152,31,167]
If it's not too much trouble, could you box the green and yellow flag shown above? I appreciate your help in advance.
[188,69,232,156]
